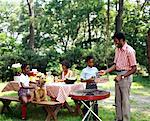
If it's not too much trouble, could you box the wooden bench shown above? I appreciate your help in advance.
[0,96,62,121]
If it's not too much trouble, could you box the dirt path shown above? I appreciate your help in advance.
[98,82,150,116]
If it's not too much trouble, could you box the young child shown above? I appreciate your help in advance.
[80,55,99,121]
[57,60,73,82]
[18,63,36,120]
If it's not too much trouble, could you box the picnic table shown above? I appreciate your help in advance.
[2,81,20,92]
[2,81,85,103]
[1,78,108,120]
[1,81,85,118]
[1,81,63,121]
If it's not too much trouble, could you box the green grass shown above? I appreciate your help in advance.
[0,75,150,121]
[131,76,150,96]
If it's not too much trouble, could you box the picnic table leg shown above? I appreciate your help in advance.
[44,104,62,121]
[0,100,12,114]
[51,97,74,114]
[63,101,74,113]
[73,100,82,116]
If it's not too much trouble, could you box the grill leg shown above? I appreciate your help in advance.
[63,101,74,113]
[82,104,92,121]
[81,101,102,121]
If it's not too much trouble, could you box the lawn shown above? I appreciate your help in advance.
[0,75,149,121]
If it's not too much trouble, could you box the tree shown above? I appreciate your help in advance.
[115,0,124,32]
[147,29,150,75]
[0,0,149,81]
[123,0,149,67]
[27,0,35,49]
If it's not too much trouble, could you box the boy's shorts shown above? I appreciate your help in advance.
[18,88,30,98]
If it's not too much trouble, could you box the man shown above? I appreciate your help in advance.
[100,32,137,121]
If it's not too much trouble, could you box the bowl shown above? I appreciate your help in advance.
[65,77,77,84]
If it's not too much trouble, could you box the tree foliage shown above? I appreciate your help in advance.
[0,0,149,81]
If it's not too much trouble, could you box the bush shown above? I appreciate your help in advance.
[136,64,149,76]
[0,53,20,82]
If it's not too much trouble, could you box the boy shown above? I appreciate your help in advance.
[80,55,98,121]
[18,64,36,120]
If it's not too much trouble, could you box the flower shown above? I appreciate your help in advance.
[11,63,22,76]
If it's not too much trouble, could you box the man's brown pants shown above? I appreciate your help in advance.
[115,73,132,121]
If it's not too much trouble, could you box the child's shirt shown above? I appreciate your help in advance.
[19,73,30,87]
[61,69,73,80]
[80,66,98,80]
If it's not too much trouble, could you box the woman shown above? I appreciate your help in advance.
[57,60,73,82]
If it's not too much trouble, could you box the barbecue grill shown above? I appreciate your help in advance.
[70,89,110,121]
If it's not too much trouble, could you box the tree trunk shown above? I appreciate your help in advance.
[105,0,110,78]
[106,0,110,38]
[87,13,91,48]
[27,0,34,49]
[147,29,150,75]
[115,0,124,33]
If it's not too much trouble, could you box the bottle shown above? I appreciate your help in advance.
[46,71,52,82]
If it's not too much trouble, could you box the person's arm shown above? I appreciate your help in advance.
[20,82,35,89]
[99,64,116,75]
[80,69,86,82]
[57,79,64,82]
[81,77,95,83]
[56,72,64,82]
[60,71,63,80]
[122,65,137,77]
[66,69,71,77]
[105,64,116,73]
[115,65,137,81]
[29,81,37,84]
[81,78,85,82]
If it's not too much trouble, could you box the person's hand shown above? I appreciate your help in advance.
[87,77,95,83]
[99,70,106,76]
[56,79,63,82]
[114,75,122,82]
